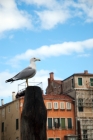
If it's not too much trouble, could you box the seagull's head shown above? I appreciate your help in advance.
[30,57,41,62]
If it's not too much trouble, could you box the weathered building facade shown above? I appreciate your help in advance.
[46,72,63,95]
[62,70,93,140]
[0,93,24,140]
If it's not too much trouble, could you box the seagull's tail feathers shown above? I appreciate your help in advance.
[5,78,14,83]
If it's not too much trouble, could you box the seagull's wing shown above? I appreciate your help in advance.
[13,67,36,80]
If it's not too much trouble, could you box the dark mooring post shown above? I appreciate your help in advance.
[21,86,47,140]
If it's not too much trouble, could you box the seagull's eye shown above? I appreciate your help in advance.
[34,58,35,59]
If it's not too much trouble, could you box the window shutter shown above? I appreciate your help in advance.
[16,119,19,130]
[54,102,58,109]
[66,102,71,110]
[47,102,52,109]
[90,78,93,86]
[68,118,72,129]
[2,122,4,132]
[61,118,65,129]
[78,78,82,85]
[48,118,52,129]
[60,102,65,109]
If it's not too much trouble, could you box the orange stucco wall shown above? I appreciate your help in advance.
[44,99,76,140]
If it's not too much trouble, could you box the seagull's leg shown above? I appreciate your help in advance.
[26,79,28,87]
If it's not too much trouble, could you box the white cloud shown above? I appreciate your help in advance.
[36,10,70,29]
[0,0,32,34]
[75,0,93,22]
[8,38,93,66]
[0,0,93,33]
[21,0,93,29]
[21,0,59,9]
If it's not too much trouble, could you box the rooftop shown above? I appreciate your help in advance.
[63,70,93,81]
[43,94,74,101]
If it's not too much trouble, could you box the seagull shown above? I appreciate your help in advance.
[5,57,41,86]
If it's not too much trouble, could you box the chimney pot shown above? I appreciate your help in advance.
[84,70,88,74]
[1,99,4,106]
[50,72,54,81]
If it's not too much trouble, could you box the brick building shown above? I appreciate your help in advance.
[46,72,63,95]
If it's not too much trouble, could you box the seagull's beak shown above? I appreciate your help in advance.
[36,58,41,61]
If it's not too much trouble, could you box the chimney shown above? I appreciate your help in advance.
[1,99,4,106]
[12,92,16,101]
[84,70,88,74]
[50,72,54,81]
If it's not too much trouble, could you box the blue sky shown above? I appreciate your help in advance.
[0,0,93,104]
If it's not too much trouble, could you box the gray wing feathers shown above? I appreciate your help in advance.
[13,67,36,80]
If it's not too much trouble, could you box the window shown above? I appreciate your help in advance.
[61,118,66,129]
[56,138,60,140]
[78,78,82,85]
[1,122,4,132]
[92,99,93,111]
[53,118,60,128]
[47,102,52,109]
[83,130,88,140]
[78,98,83,112]
[53,102,58,109]
[16,137,19,140]
[16,119,19,130]
[48,118,52,129]
[60,102,65,109]
[69,138,76,140]
[67,118,72,129]
[66,102,71,110]
[90,78,93,86]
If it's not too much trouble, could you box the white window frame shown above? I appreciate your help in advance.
[60,102,65,110]
[53,102,58,109]
[47,102,52,109]
[66,102,71,110]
